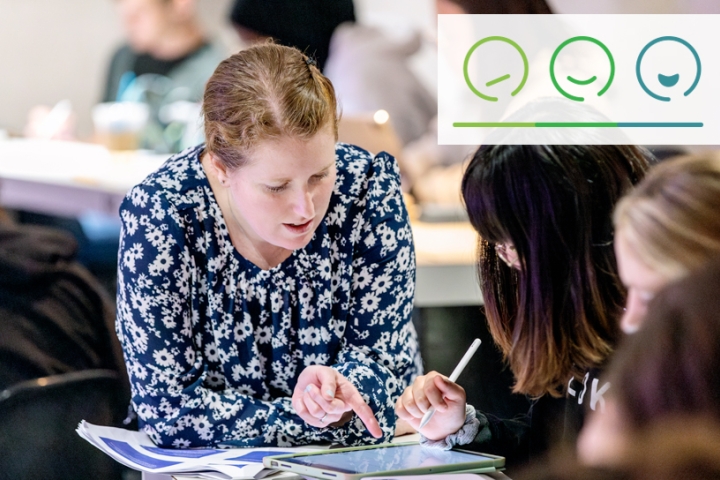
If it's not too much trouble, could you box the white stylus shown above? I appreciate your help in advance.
[418,338,481,430]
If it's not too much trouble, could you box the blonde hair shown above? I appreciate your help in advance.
[203,43,338,170]
[614,154,720,280]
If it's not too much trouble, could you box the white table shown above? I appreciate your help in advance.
[0,139,166,218]
[141,432,509,480]
[0,139,483,307]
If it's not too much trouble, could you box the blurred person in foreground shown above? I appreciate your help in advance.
[611,153,720,334]
[578,259,720,467]
[515,417,720,480]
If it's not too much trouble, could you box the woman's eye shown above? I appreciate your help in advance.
[266,184,288,193]
[310,172,329,183]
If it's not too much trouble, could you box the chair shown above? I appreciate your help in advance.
[0,369,128,480]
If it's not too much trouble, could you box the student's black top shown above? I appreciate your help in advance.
[467,368,609,470]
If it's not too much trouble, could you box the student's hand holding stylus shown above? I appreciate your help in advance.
[396,338,480,440]
[395,371,468,440]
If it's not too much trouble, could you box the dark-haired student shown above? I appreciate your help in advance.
[396,144,650,468]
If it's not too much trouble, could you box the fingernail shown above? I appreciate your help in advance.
[325,389,335,398]
[305,385,312,393]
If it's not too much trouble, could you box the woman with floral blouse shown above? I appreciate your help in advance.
[116,43,422,448]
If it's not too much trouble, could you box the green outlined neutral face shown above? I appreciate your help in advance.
[463,36,529,102]
[550,36,615,102]
[636,36,701,102]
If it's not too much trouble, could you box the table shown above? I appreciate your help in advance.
[0,139,167,218]
[0,139,483,307]
[141,432,510,480]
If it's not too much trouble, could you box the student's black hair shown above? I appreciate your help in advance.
[461,144,649,396]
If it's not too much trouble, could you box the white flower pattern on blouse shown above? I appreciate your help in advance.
[116,143,422,448]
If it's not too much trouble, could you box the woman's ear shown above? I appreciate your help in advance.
[209,153,230,187]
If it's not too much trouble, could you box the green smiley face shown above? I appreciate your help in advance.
[463,36,529,102]
[550,36,615,102]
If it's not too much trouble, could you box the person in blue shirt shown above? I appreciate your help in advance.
[115,43,422,448]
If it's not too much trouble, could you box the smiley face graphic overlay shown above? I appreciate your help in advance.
[463,36,529,102]
[636,36,701,102]
[550,36,615,102]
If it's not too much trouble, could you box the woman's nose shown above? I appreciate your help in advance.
[620,298,645,334]
[293,188,314,219]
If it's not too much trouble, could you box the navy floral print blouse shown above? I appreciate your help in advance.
[116,143,422,448]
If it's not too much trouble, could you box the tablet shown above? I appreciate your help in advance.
[263,442,505,480]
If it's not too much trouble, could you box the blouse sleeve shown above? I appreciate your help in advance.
[324,149,423,445]
[116,188,337,448]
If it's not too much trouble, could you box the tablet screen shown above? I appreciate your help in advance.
[280,445,496,474]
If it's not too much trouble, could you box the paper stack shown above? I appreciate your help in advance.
[76,421,316,480]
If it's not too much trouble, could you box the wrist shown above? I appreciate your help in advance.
[419,404,482,450]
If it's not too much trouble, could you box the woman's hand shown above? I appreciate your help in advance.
[292,365,382,438]
[395,371,467,441]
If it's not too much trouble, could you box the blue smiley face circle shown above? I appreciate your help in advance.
[636,36,701,102]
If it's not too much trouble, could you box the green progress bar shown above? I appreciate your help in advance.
[453,122,704,128]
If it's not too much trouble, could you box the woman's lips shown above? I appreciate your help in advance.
[283,219,313,235]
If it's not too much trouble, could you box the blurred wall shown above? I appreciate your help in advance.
[0,0,718,139]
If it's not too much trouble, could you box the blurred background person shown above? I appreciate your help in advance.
[24,0,227,153]
[18,0,230,296]
[102,0,227,153]
[436,0,553,14]
[104,0,225,104]
[229,0,355,71]
[612,153,720,334]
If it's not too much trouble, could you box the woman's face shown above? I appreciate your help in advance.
[615,230,672,334]
[116,0,174,53]
[219,127,337,254]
